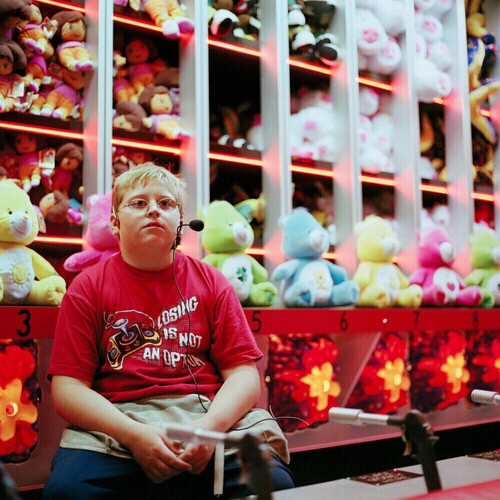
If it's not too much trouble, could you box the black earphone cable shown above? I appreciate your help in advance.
[171,228,209,413]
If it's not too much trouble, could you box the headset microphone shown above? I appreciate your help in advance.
[173,219,204,249]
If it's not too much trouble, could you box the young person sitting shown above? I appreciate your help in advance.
[43,163,293,499]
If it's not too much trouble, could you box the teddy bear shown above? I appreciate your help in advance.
[271,207,359,307]
[50,10,94,72]
[0,180,66,305]
[63,192,119,273]
[409,224,486,307]
[208,0,255,39]
[465,229,500,307]
[412,2,453,103]
[16,2,54,58]
[197,200,277,307]
[358,87,394,174]
[288,1,340,67]
[353,215,423,308]
[36,67,85,120]
[0,36,27,113]
[356,1,405,76]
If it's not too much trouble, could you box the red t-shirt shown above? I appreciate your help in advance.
[48,253,262,402]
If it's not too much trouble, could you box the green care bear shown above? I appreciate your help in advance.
[353,215,422,308]
[271,207,359,307]
[465,229,500,306]
[0,181,66,305]
[198,200,277,306]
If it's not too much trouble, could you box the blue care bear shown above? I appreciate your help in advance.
[271,207,359,307]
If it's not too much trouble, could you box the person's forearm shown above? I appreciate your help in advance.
[52,376,143,449]
[198,363,261,433]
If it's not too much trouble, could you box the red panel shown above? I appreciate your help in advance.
[1,307,59,340]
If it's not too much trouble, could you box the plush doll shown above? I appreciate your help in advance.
[39,190,68,224]
[63,192,119,273]
[271,207,359,307]
[208,2,239,38]
[288,1,340,67]
[50,10,94,72]
[113,100,147,132]
[139,85,191,140]
[21,54,46,93]
[37,68,85,120]
[16,3,54,58]
[141,0,194,39]
[409,225,485,307]
[466,2,500,185]
[412,3,453,103]
[122,38,167,98]
[356,2,404,76]
[0,36,27,113]
[197,200,277,307]
[465,229,500,306]
[353,215,423,308]
[0,0,32,39]
[11,133,44,192]
[50,142,83,194]
[0,180,66,305]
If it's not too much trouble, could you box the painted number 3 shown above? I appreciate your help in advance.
[16,309,31,337]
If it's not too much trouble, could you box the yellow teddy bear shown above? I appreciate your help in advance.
[0,181,66,305]
[353,215,422,308]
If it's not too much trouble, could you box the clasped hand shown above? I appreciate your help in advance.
[127,422,215,483]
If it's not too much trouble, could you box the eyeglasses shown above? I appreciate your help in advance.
[121,198,178,214]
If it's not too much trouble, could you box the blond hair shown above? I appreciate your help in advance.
[112,162,186,216]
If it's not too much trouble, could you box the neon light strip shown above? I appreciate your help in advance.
[112,137,181,155]
[288,59,332,75]
[360,174,395,187]
[357,76,393,92]
[112,14,161,32]
[208,152,262,166]
[472,191,494,202]
[37,0,85,12]
[291,164,333,177]
[420,183,448,195]
[0,122,84,140]
[34,236,83,245]
[207,39,260,57]
[207,39,333,74]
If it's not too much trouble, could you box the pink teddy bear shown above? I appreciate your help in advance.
[63,192,119,272]
[409,225,483,306]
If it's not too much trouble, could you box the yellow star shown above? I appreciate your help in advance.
[301,362,341,411]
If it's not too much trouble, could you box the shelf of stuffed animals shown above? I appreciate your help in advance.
[0,0,105,236]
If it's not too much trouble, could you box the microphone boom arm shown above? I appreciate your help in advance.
[329,408,442,493]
